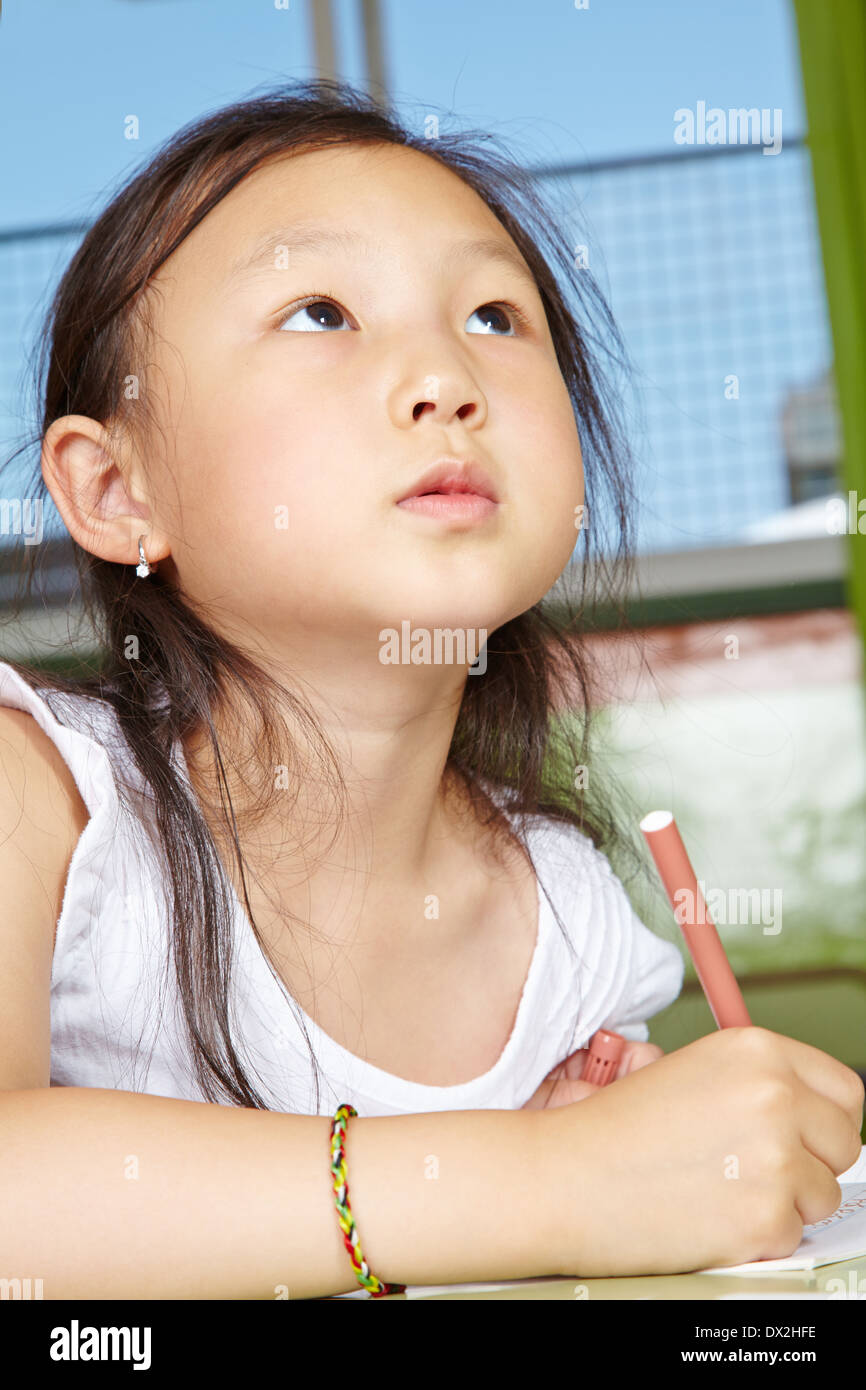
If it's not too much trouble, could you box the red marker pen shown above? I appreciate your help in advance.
[639,809,752,1029]
[580,810,751,1086]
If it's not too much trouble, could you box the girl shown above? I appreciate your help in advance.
[0,80,860,1299]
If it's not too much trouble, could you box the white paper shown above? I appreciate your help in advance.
[837,1145,866,1183]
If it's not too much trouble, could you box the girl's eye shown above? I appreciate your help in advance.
[273,298,530,336]
[278,297,353,332]
[465,303,521,336]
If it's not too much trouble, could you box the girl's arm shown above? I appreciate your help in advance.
[0,1087,556,1298]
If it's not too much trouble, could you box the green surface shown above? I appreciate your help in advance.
[793,0,866,659]
[650,975,866,1070]
[547,580,847,631]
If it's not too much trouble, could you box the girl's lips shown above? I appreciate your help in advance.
[395,493,498,521]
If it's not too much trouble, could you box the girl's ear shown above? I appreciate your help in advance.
[41,414,172,568]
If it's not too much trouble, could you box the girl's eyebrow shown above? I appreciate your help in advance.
[225,224,539,294]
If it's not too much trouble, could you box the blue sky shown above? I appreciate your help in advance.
[0,0,805,227]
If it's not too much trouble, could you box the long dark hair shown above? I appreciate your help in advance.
[2,78,645,1110]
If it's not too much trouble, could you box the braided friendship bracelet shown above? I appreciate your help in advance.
[330,1103,407,1298]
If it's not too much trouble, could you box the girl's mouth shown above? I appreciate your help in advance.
[395,490,498,521]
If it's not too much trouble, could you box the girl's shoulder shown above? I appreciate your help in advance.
[0,661,96,828]
[0,660,152,805]
[0,667,92,1021]
[0,661,150,950]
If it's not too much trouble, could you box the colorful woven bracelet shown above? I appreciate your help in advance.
[330,1103,406,1298]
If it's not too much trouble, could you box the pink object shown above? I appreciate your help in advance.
[639,810,752,1029]
[580,1028,627,1086]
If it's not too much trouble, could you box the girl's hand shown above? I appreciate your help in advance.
[521,1041,664,1110]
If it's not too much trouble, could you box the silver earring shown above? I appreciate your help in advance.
[135,534,156,578]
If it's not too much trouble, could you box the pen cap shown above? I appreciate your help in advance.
[580,1029,626,1086]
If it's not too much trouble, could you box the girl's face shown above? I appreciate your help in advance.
[142,141,583,655]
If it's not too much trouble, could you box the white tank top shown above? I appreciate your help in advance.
[0,658,683,1116]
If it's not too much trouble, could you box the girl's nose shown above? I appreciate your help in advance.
[386,357,489,432]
